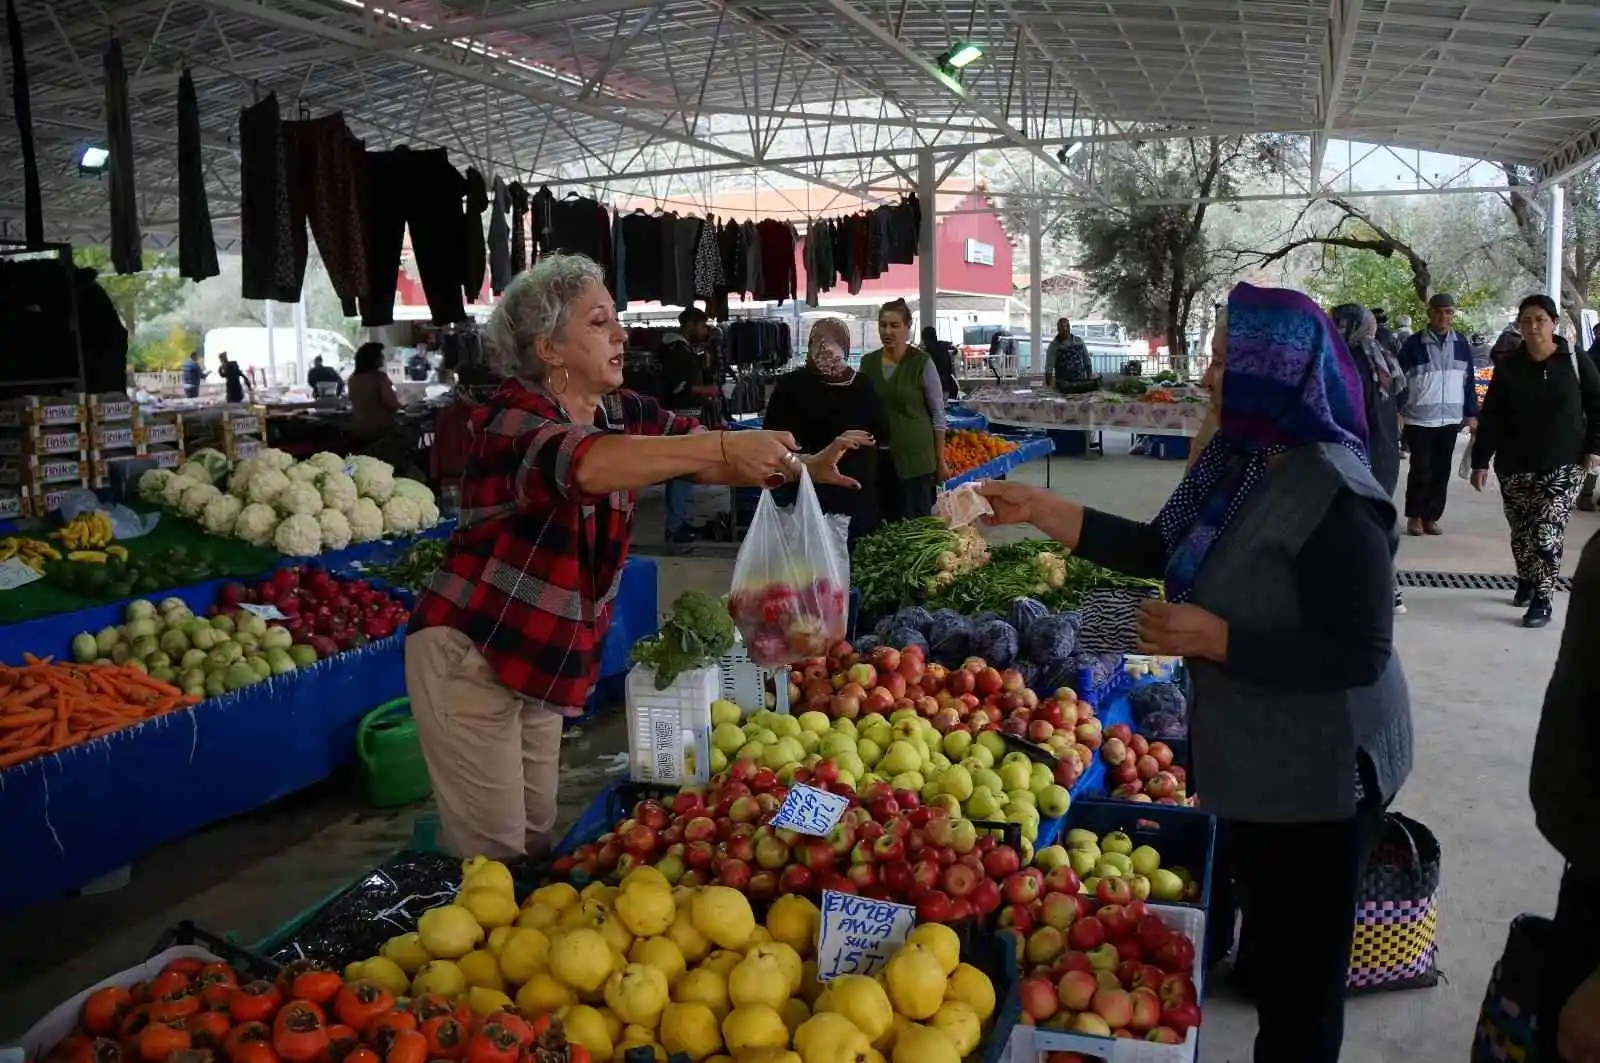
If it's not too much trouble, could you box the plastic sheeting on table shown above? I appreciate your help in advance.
[943,436,1053,489]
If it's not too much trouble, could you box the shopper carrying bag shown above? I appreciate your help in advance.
[1345,811,1442,994]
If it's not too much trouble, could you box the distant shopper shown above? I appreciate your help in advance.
[217,351,251,404]
[1335,304,1408,613]
[406,347,432,382]
[306,355,344,397]
[1045,317,1096,394]
[349,341,401,442]
[659,307,714,544]
[919,326,961,400]
[1397,292,1478,536]
[863,298,947,519]
[1530,528,1600,1063]
[1394,315,1413,345]
[181,350,208,398]
[1469,293,1600,628]
[1490,321,1523,365]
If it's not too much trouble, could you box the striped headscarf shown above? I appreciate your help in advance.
[1157,283,1370,602]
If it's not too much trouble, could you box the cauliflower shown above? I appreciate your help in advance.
[319,470,357,514]
[177,460,213,485]
[381,495,422,537]
[246,467,291,506]
[202,494,244,536]
[228,457,259,498]
[390,477,435,504]
[348,497,384,543]
[185,447,232,484]
[234,502,279,546]
[162,470,202,509]
[255,448,296,472]
[273,512,323,556]
[351,457,396,503]
[306,452,348,475]
[277,480,324,517]
[139,468,175,504]
[178,481,223,519]
[318,507,352,551]
[416,497,440,529]
[285,462,323,485]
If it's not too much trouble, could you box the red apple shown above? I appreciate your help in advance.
[779,864,814,894]
[969,877,1002,916]
[796,839,836,872]
[1027,720,1056,743]
[1145,1027,1183,1044]
[1155,935,1197,974]
[998,903,1037,934]
[872,833,906,863]
[1068,917,1107,951]
[1003,868,1045,905]
[1055,969,1097,1012]
[947,669,975,696]
[1126,987,1161,1033]
[942,862,980,898]
[1019,977,1059,1021]
[1043,865,1081,896]
[1145,771,1178,799]
[1096,877,1134,906]
[1092,987,1133,1030]
[684,840,717,869]
[827,821,857,856]
[1101,737,1128,767]
[1158,973,1198,1010]
[633,800,669,828]
[982,845,1021,878]
[1159,1001,1201,1035]
[1128,734,1150,757]
[1097,903,1133,940]
[1040,892,1079,931]
[1148,741,1175,769]
[846,862,877,889]
[716,858,751,889]
[1105,723,1133,745]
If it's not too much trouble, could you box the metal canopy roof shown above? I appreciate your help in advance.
[3,0,1599,249]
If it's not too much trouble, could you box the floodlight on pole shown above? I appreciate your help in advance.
[937,42,984,72]
[79,146,110,176]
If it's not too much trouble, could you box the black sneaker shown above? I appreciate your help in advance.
[1523,596,1553,628]
[1513,580,1533,608]
[665,527,696,545]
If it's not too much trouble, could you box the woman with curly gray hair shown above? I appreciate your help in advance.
[405,254,869,860]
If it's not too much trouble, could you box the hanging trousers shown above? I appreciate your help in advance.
[282,114,369,315]
[1501,464,1584,599]
[239,94,298,301]
[1401,423,1461,521]
[487,176,511,295]
[363,147,468,327]
[463,167,488,301]
[103,38,142,274]
[176,69,219,282]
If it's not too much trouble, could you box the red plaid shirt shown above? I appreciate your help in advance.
[409,379,698,712]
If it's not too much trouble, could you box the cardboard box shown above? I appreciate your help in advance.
[0,397,85,429]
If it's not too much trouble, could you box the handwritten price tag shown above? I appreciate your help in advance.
[651,718,683,782]
[0,558,44,591]
[238,602,287,620]
[816,890,917,981]
[768,783,849,837]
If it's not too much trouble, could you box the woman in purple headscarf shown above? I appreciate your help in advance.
[980,284,1413,1062]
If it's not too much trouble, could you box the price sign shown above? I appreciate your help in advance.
[815,890,917,982]
[651,719,683,782]
[238,602,287,620]
[0,558,44,591]
[768,783,849,837]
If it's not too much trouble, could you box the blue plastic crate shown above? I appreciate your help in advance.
[1054,798,1216,912]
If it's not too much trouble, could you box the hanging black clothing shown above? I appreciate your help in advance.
[362,147,468,327]
[508,181,529,273]
[620,212,664,302]
[283,113,369,314]
[240,94,298,301]
[7,0,41,246]
[104,38,141,274]
[530,185,556,257]
[488,176,511,294]
[463,167,488,301]
[544,194,610,270]
[724,320,791,365]
[674,217,702,306]
[887,195,920,264]
[176,69,219,282]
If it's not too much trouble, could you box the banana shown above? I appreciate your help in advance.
[0,544,15,563]
[66,550,108,563]
[104,545,128,561]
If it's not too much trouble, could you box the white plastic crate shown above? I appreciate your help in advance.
[717,638,792,716]
[626,663,721,785]
[1027,903,1207,1063]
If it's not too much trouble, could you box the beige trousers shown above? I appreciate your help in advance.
[404,627,565,861]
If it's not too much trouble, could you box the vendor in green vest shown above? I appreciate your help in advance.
[861,298,948,519]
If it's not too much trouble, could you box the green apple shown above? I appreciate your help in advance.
[976,731,1006,762]
[891,771,924,792]
[998,760,1032,792]
[708,721,742,755]
[737,741,765,762]
[942,730,974,760]
[1093,859,1126,879]
[820,732,855,759]
[777,764,798,785]
[1033,844,1070,871]
[1036,784,1071,819]
[835,768,856,788]
[972,767,1004,795]
[1099,851,1132,874]
[1019,836,1035,865]
[940,764,974,801]
[1065,828,1101,851]
[1029,762,1055,794]
[796,730,821,755]
[709,747,728,773]
[1102,830,1134,856]
[1130,845,1162,877]
[832,717,858,738]
[969,741,997,769]
[930,793,963,816]
[1001,751,1034,772]
[761,743,792,771]
[1007,789,1037,810]
[711,699,743,726]
[1128,874,1151,900]
[965,785,1003,819]
[927,751,951,772]
[1149,868,1185,901]
[1068,849,1098,877]
[797,710,831,734]
[921,779,942,805]
[770,714,801,738]
[881,740,923,775]
[856,737,883,767]
[949,818,978,853]
[835,750,864,779]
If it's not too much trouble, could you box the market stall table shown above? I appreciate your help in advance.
[964,385,1209,460]
[944,434,1054,489]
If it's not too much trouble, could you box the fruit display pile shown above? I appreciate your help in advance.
[0,535,61,572]
[49,543,270,599]
[941,432,1018,478]
[54,511,116,551]
[0,658,200,768]
[216,568,412,652]
[1100,726,1193,807]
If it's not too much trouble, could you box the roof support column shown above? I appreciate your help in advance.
[1546,183,1565,305]
[918,149,937,338]
[1028,203,1043,375]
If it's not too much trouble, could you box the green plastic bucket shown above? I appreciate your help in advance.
[357,698,433,808]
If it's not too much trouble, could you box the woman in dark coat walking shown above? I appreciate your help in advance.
[1333,304,1407,612]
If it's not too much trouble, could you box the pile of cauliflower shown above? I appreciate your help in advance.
[137,447,442,557]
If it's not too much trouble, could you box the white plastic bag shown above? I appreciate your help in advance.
[727,466,850,666]
[57,487,160,539]
[1458,434,1475,481]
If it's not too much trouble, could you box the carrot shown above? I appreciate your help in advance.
[0,747,46,768]
[0,709,54,728]
[1,684,52,710]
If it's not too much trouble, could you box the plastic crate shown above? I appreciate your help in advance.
[1051,799,1215,911]
[1028,903,1207,1063]
[549,778,677,861]
[626,662,721,785]
[717,640,792,716]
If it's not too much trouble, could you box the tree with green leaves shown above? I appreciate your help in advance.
[1499,162,1600,332]
[72,246,190,339]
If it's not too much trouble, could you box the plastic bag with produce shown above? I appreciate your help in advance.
[727,466,850,666]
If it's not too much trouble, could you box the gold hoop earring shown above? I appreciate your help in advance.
[549,366,570,395]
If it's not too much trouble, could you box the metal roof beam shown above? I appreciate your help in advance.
[1539,123,1600,184]
[1312,0,1361,189]
[188,0,885,202]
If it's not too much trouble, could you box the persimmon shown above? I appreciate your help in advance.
[272,1002,329,1063]
[83,987,135,1036]
[135,1020,191,1063]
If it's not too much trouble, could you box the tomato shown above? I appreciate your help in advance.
[167,1050,220,1063]
[332,983,395,1036]
[184,1011,232,1050]
[462,1027,519,1063]
[83,987,136,1036]
[229,982,284,1024]
[66,1036,122,1063]
[288,971,342,1008]
[149,971,192,1000]
[196,967,240,1011]
[418,1018,466,1061]
[198,963,237,984]
[149,990,201,1024]
[136,1021,191,1063]
[365,1013,417,1040]
[223,1022,272,1062]
[319,1025,358,1063]
[272,1001,330,1063]
[525,1015,551,1042]
[233,1043,281,1063]
[374,1030,426,1063]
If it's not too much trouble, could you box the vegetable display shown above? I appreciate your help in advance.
[367,539,448,591]
[943,431,1018,477]
[629,590,735,689]
[851,518,990,615]
[217,567,413,653]
[49,544,266,600]
[0,657,201,768]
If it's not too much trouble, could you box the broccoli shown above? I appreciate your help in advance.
[1128,682,1188,728]
[630,590,736,690]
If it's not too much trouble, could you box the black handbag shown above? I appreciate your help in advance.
[1469,914,1553,1062]
[1346,811,1442,994]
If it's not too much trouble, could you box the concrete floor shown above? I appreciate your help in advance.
[0,433,1584,1063]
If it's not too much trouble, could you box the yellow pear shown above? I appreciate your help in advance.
[613,1029,665,1063]
[562,899,607,932]
[691,887,756,950]
[673,967,731,1021]
[517,970,577,1013]
[417,905,485,959]
[798,962,823,1006]
[411,960,467,998]
[519,903,561,932]
[459,949,506,992]
[883,947,945,1021]
[927,1003,980,1057]
[499,927,552,984]
[461,887,519,930]
[746,943,802,995]
[874,1014,907,1056]
[660,1002,723,1062]
[596,1008,624,1043]
[825,976,892,1042]
[745,927,772,946]
[460,857,515,898]
[706,1056,733,1063]
[529,882,580,912]
[351,957,410,997]
[620,866,672,894]
[721,1005,789,1055]
[765,896,820,957]
[729,954,789,1010]
[701,950,745,977]
[487,927,515,957]
[562,1005,615,1061]
[942,964,994,1022]
[615,883,676,937]
[581,882,617,906]
[905,925,960,976]
[667,911,713,963]
[794,1013,872,1063]
[550,928,617,994]
[380,932,431,975]
[779,1000,810,1037]
[733,1051,800,1063]
[465,986,514,1016]
[603,964,670,1028]
[631,936,687,984]
[889,1025,957,1063]
[595,910,636,958]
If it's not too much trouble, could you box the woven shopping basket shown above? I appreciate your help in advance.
[1469,914,1553,1063]
[1346,811,1442,994]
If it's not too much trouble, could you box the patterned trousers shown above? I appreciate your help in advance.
[1500,464,1584,598]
